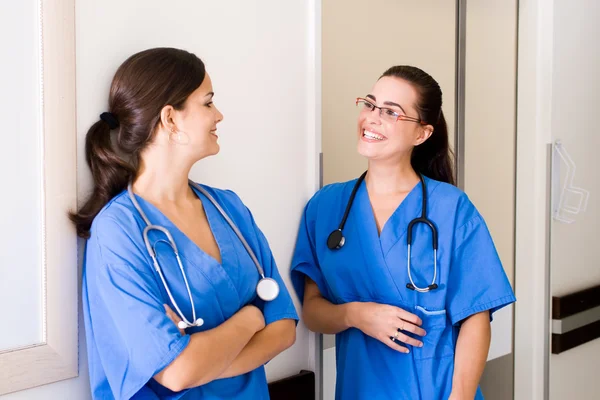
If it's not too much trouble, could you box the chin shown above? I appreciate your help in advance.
[357,141,379,159]
[206,142,220,155]
[194,145,220,162]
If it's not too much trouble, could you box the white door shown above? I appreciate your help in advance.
[548,1,600,399]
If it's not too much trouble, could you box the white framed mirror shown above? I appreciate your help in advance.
[0,0,78,395]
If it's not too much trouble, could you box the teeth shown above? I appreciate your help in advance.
[363,130,384,141]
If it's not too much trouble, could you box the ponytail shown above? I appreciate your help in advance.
[411,111,455,185]
[68,47,207,238]
[69,120,134,238]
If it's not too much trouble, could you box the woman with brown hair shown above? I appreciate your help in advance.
[72,47,297,399]
[290,65,515,399]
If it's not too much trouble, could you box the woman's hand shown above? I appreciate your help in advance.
[164,304,185,335]
[347,302,426,353]
[239,304,266,333]
[164,304,266,336]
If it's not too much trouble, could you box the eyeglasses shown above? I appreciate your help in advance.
[356,97,425,124]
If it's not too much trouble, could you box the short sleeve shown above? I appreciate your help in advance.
[290,199,331,304]
[243,206,299,326]
[446,212,516,326]
[85,219,190,400]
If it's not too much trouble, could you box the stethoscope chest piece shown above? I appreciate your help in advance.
[327,172,367,252]
[327,229,345,250]
[257,277,280,301]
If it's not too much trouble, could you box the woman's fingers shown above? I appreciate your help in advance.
[163,304,179,321]
[359,303,430,353]
[396,308,423,327]
[163,304,185,335]
[398,318,427,337]
[384,334,410,353]
[383,328,423,352]
[392,328,423,348]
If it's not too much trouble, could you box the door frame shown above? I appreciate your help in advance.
[514,0,554,399]
[308,1,323,399]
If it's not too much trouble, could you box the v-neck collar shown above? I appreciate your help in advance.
[356,177,425,257]
[131,185,230,268]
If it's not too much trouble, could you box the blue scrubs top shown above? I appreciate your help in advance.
[82,184,298,400]
[290,176,516,400]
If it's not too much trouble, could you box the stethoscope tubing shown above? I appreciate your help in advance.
[328,172,439,292]
[126,181,273,329]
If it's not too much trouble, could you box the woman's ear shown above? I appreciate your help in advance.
[414,124,434,146]
[159,104,176,132]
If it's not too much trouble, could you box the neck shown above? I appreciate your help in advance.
[365,156,419,195]
[133,147,195,204]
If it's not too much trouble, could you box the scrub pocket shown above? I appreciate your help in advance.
[411,306,454,360]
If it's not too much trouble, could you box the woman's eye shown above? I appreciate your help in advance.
[385,109,398,117]
[206,102,213,108]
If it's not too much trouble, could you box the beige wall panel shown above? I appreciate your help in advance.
[464,0,517,287]
[322,0,456,185]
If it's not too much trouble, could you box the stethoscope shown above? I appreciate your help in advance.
[127,181,279,329]
[327,171,439,293]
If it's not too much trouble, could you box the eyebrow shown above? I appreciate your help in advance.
[205,91,215,99]
[365,94,407,114]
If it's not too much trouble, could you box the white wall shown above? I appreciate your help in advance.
[1,1,318,399]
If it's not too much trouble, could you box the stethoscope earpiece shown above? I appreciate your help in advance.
[177,318,204,330]
[406,283,438,292]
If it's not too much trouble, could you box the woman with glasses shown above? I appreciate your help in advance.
[290,66,515,399]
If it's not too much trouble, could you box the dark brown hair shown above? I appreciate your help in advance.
[380,65,455,185]
[70,48,206,238]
